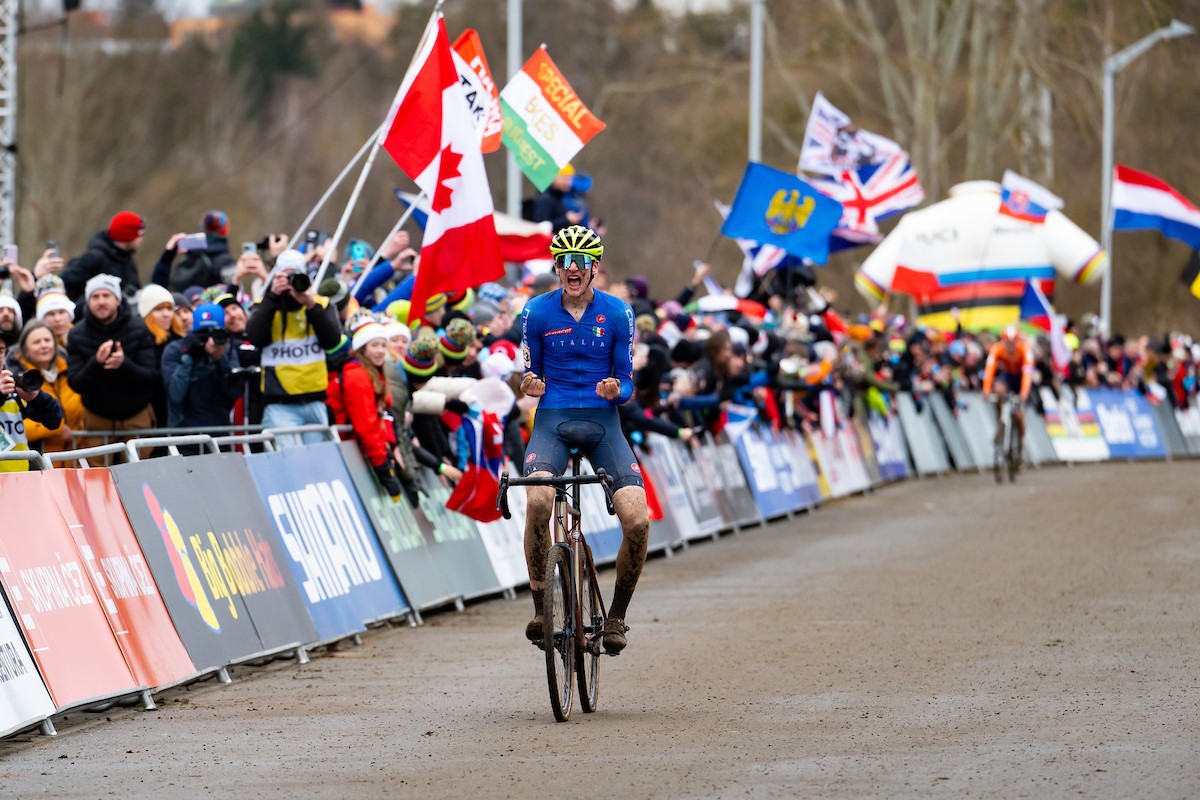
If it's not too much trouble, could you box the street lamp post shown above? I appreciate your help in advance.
[1099,18,1194,335]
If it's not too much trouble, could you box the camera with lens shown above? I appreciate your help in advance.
[0,265,9,279]
[8,368,42,395]
[288,271,312,293]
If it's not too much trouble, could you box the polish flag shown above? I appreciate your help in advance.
[381,13,503,322]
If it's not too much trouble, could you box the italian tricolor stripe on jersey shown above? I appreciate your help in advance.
[500,47,605,191]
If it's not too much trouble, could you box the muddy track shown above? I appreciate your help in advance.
[2,461,1197,799]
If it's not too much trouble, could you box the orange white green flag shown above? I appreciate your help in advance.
[499,47,606,191]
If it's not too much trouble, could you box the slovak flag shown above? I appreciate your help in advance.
[445,410,505,523]
[999,170,1063,223]
[1019,279,1070,373]
[381,13,503,322]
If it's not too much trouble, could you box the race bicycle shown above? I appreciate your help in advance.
[497,452,616,722]
[994,393,1022,484]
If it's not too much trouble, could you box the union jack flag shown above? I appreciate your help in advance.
[810,153,925,250]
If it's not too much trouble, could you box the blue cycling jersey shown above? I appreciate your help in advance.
[521,288,635,409]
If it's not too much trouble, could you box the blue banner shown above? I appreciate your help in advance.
[720,162,843,264]
[244,443,409,642]
[1085,389,1166,459]
[733,428,794,518]
[867,414,909,481]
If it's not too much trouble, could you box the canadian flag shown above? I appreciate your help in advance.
[381,13,503,322]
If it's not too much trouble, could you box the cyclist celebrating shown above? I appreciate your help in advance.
[520,225,648,656]
[982,324,1033,466]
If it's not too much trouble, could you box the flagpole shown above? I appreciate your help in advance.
[506,0,523,217]
[313,0,446,290]
[748,0,763,162]
[290,125,382,247]
[348,195,424,302]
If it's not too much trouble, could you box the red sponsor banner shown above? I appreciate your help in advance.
[0,472,138,708]
[44,470,196,690]
[452,28,503,153]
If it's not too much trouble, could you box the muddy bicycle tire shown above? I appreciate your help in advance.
[543,545,575,722]
[576,552,604,713]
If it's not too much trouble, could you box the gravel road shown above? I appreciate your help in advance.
[2,461,1197,799]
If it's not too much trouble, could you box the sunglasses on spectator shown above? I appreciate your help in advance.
[555,253,594,271]
[195,329,229,345]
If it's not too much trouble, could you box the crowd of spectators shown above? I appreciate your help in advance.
[3,205,1198,496]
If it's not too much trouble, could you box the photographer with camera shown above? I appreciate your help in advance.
[0,330,64,472]
[161,303,236,429]
[5,320,81,453]
[244,248,341,447]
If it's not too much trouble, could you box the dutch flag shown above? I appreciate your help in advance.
[1111,165,1200,249]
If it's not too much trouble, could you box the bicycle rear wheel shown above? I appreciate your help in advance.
[993,421,1005,484]
[576,553,604,713]
[543,545,575,722]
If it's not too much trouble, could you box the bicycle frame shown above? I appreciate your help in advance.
[497,459,615,720]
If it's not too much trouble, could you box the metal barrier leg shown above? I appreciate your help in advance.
[352,634,363,646]
[140,689,157,711]
[454,596,465,613]
[295,646,310,665]
[218,667,232,684]
[40,718,57,736]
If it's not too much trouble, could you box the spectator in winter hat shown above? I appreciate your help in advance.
[439,318,476,363]
[35,276,75,347]
[66,273,160,448]
[403,334,440,383]
[160,302,235,429]
[477,281,509,306]
[0,296,22,340]
[150,211,236,292]
[381,320,411,362]
[212,292,262,427]
[0,328,64,472]
[172,292,194,333]
[244,247,342,447]
[326,318,404,501]
[139,283,185,427]
[8,320,81,453]
[61,210,146,303]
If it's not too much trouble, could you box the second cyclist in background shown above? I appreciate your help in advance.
[982,324,1033,467]
[520,225,648,656]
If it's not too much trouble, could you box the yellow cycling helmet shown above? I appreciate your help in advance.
[549,224,604,262]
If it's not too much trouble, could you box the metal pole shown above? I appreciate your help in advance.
[313,140,384,289]
[349,195,423,301]
[0,0,18,247]
[291,125,382,247]
[748,0,763,163]
[1099,67,1114,337]
[506,0,523,218]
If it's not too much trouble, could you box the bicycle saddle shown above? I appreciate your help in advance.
[555,419,607,450]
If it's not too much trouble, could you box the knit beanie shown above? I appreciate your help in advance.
[404,335,440,378]
[108,211,145,244]
[351,318,388,352]
[438,318,476,362]
[199,284,229,305]
[35,276,75,321]
[202,210,229,237]
[385,299,412,327]
[446,288,475,313]
[85,273,123,303]
[381,320,411,347]
[138,284,176,319]
[0,295,22,328]
[423,293,447,315]
[477,281,509,305]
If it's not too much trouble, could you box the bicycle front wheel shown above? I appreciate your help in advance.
[543,545,575,722]
[576,555,604,713]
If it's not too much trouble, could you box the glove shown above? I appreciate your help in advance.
[445,398,470,415]
[372,462,403,502]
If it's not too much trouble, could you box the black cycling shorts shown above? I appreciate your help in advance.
[523,407,644,491]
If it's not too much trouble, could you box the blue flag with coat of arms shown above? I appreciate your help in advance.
[720,162,843,264]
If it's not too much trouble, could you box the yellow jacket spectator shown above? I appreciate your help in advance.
[11,321,83,452]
